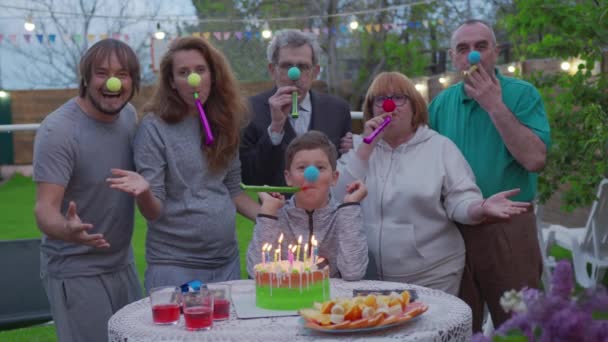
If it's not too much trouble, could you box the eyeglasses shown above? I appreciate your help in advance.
[373,95,408,108]
[276,63,313,73]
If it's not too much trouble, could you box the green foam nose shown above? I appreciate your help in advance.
[106,77,121,92]
[187,73,201,87]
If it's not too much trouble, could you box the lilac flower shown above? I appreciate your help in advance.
[483,260,607,342]
[546,303,591,340]
[587,320,608,341]
[550,260,574,299]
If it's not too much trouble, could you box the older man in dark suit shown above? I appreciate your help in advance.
[240,29,353,186]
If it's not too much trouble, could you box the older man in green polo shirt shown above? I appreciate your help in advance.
[429,19,551,332]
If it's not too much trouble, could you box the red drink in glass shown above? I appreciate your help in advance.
[184,306,213,330]
[152,304,180,324]
[213,298,230,320]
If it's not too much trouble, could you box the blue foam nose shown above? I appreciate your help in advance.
[304,165,320,183]
[468,51,481,64]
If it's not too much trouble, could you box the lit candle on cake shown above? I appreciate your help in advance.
[311,236,318,264]
[304,243,309,263]
[288,244,294,267]
[266,244,272,265]
[262,242,268,264]
[277,233,284,262]
[296,235,303,261]
[274,248,280,263]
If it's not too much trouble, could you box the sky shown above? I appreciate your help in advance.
[0,0,197,90]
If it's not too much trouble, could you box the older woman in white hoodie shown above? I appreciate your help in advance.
[333,72,529,295]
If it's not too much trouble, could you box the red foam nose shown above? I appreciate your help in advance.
[382,99,396,112]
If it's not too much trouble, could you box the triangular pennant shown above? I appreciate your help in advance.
[24,34,32,43]
[0,34,4,44]
[374,24,381,32]
[358,26,364,32]
[330,27,337,34]
[303,28,310,33]
[100,33,108,39]
[73,34,82,42]
[48,34,56,43]
[9,34,17,43]
[383,24,392,31]
[423,20,429,28]
[112,33,120,39]
[203,32,211,40]
[87,34,96,42]
[365,24,372,33]
[192,32,201,37]
[339,24,347,33]
[36,34,44,43]
[124,34,129,41]
[254,31,261,40]
[234,31,243,40]
[213,32,222,40]
[312,28,320,35]
[244,31,252,40]
[223,32,231,40]
[322,27,329,35]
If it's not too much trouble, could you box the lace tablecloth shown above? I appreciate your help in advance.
[109,279,471,341]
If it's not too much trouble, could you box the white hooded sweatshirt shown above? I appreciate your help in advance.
[334,125,483,293]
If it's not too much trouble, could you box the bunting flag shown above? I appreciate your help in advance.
[0,20,433,45]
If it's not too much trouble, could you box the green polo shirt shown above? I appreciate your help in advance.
[429,70,551,201]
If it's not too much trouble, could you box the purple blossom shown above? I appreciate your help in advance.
[550,260,574,299]
[546,303,591,340]
[471,333,491,342]
[587,320,608,341]
[485,260,607,342]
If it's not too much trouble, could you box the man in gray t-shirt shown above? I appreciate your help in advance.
[33,39,144,342]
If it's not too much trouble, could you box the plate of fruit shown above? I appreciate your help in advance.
[298,290,428,333]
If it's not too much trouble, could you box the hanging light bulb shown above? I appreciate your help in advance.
[560,61,570,71]
[24,15,35,32]
[154,23,166,40]
[349,16,359,31]
[507,64,516,73]
[261,21,272,39]
[0,90,8,98]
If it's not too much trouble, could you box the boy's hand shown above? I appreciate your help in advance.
[259,192,285,216]
[343,180,367,203]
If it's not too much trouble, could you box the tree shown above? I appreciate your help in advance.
[3,0,160,89]
[502,0,608,210]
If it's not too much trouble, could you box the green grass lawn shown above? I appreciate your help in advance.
[0,174,255,341]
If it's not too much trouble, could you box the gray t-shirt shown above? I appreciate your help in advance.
[33,98,137,278]
[134,114,243,269]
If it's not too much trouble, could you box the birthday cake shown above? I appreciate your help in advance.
[254,260,330,310]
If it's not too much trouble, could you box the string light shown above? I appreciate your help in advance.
[438,76,447,85]
[24,15,35,32]
[154,22,165,40]
[507,64,516,73]
[261,21,272,39]
[349,16,359,30]
[0,90,9,98]
[560,61,570,71]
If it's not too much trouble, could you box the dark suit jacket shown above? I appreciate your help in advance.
[240,88,352,186]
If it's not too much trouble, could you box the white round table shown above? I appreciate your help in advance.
[109,279,472,341]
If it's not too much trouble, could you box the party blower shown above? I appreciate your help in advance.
[363,98,396,144]
[240,165,319,193]
[464,50,481,77]
[288,66,300,119]
[187,73,214,145]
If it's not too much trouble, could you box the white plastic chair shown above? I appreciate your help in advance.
[535,203,557,291]
[541,179,608,288]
